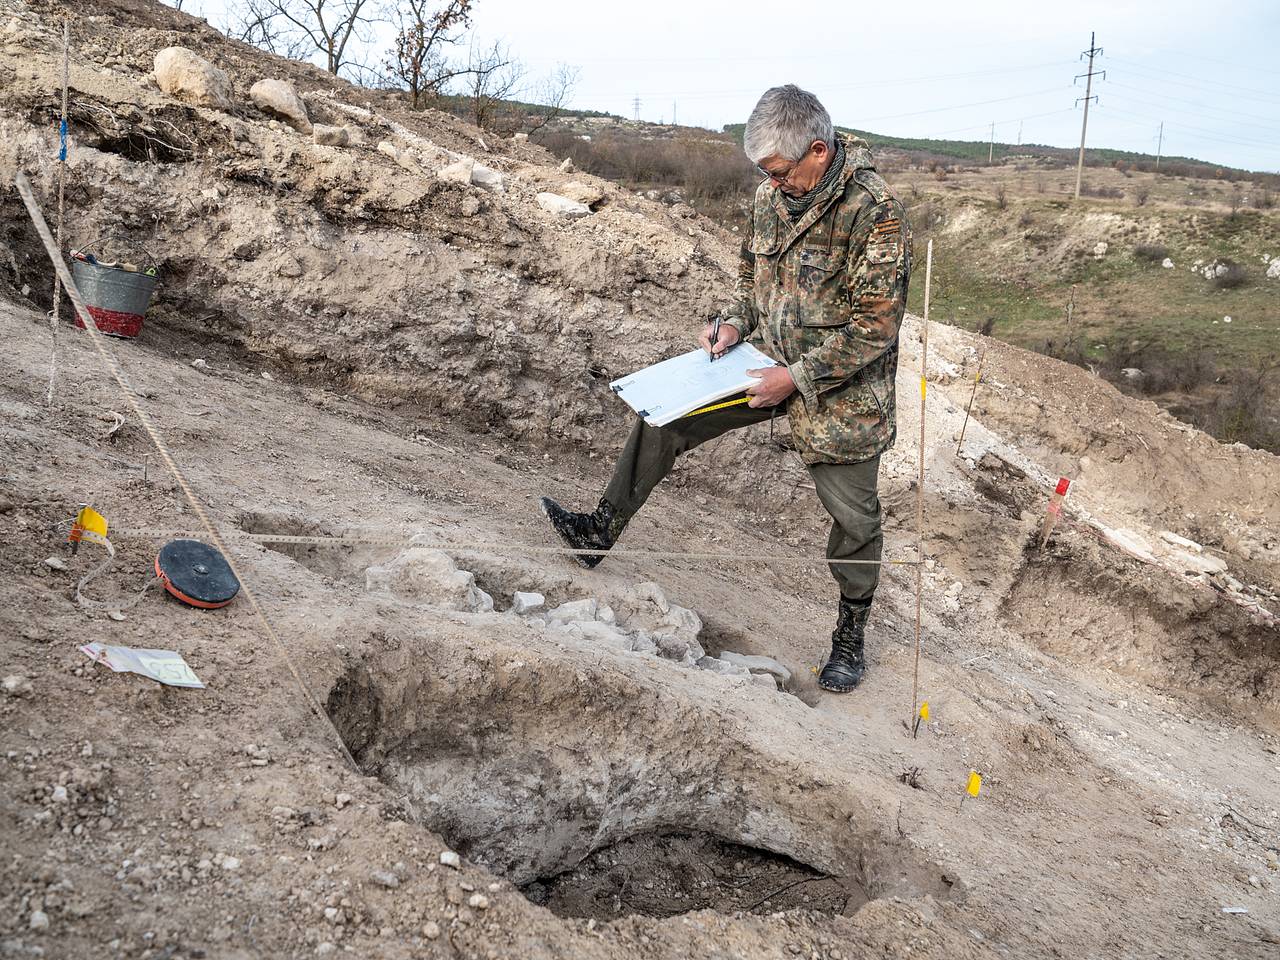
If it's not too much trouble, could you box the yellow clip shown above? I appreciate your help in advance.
[966,770,982,798]
[70,506,111,549]
[920,377,927,399]
[919,701,930,723]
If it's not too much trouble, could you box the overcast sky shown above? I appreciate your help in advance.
[188,0,1280,171]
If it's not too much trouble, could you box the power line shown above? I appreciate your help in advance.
[1104,57,1280,105]
[585,60,1076,102]
[1105,80,1280,130]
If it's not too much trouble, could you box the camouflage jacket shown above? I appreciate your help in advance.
[725,135,912,464]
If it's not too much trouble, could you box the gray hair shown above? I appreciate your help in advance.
[743,85,834,163]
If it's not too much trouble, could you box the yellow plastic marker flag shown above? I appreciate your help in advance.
[919,701,930,723]
[966,770,982,798]
[920,377,927,399]
[70,506,111,551]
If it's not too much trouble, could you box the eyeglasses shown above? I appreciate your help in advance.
[756,160,798,185]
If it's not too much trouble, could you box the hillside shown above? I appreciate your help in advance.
[1,2,1279,959]
[537,115,1280,453]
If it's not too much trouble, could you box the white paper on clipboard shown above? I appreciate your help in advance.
[608,343,778,426]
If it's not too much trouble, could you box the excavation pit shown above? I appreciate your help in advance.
[326,647,958,923]
[520,829,855,920]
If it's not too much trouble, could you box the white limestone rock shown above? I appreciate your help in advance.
[470,164,505,193]
[250,78,312,132]
[718,651,792,685]
[511,591,545,615]
[153,47,231,111]
[438,157,475,185]
[558,180,605,207]
[536,192,591,219]
[546,598,599,622]
[365,545,493,612]
[312,124,351,147]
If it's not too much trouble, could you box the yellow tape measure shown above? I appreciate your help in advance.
[685,396,751,418]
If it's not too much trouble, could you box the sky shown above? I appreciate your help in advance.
[186,0,1280,171]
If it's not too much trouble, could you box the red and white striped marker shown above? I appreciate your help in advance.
[1039,477,1072,549]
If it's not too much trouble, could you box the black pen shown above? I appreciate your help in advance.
[710,316,721,363]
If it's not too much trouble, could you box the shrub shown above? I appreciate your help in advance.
[1254,189,1274,210]
[995,184,1008,210]
[1017,210,1034,228]
[1134,185,1150,206]
[1134,243,1169,264]
[1212,259,1248,289]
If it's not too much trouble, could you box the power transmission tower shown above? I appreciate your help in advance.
[632,94,641,122]
[988,121,995,164]
[1073,31,1104,200]
[1017,120,1023,146]
[1155,121,1163,170]
[672,100,677,126]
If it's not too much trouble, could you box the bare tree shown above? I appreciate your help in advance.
[223,0,313,61]
[386,0,474,109]
[520,63,579,138]
[222,0,382,77]
[464,40,523,132]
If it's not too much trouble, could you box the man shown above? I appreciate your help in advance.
[540,85,911,693]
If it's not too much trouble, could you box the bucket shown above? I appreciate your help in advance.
[69,235,159,339]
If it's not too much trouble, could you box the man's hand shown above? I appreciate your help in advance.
[698,320,740,359]
[745,366,797,408]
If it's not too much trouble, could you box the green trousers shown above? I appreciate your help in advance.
[602,404,883,603]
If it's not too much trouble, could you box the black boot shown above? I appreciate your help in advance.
[539,497,617,569]
[818,598,870,693]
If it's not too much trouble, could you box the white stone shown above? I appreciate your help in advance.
[470,164,505,192]
[511,591,544,615]
[2,675,33,697]
[44,556,68,571]
[335,792,353,809]
[629,633,658,656]
[559,157,575,173]
[558,180,604,207]
[439,850,461,869]
[561,620,632,651]
[51,785,68,803]
[546,598,598,622]
[1161,258,1175,269]
[1159,531,1203,552]
[536,192,591,219]
[696,656,751,678]
[423,921,441,939]
[365,546,492,612]
[312,124,351,147]
[1267,259,1280,280]
[468,893,489,909]
[29,910,49,931]
[221,856,241,871]
[1092,241,1108,258]
[377,140,399,160]
[438,157,475,185]
[250,79,312,132]
[718,651,792,684]
[1121,368,1144,380]
[752,672,779,690]
[153,47,231,111]
[1174,550,1228,577]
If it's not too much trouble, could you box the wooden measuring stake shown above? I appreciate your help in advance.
[956,348,985,456]
[911,239,932,735]
[1039,477,1072,550]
